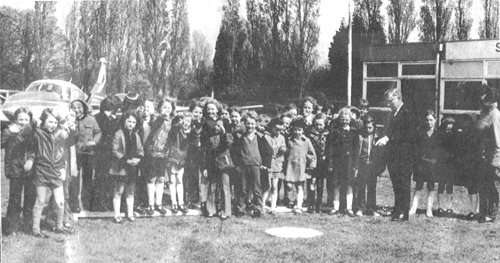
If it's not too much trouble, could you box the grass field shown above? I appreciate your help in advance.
[2,150,500,262]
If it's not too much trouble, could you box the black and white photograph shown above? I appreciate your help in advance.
[1,0,500,262]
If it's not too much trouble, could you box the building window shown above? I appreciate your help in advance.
[366,63,398,77]
[402,64,435,75]
[442,61,483,78]
[401,79,436,118]
[366,81,397,107]
[443,81,482,111]
[487,61,500,77]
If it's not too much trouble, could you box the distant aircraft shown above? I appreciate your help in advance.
[1,58,107,125]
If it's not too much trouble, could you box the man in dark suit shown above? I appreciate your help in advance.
[376,87,415,221]
[476,83,500,223]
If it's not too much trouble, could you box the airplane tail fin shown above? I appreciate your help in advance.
[87,58,107,113]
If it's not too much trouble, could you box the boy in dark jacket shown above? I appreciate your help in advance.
[232,112,272,218]
[94,96,121,211]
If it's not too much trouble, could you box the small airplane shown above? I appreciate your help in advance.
[1,58,107,126]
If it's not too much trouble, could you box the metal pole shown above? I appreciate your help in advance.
[435,43,443,123]
[347,0,353,106]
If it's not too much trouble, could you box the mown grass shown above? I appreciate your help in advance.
[2,149,500,262]
[3,207,500,263]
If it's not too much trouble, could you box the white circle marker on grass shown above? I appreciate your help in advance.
[265,227,323,239]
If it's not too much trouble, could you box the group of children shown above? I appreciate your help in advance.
[1,94,488,237]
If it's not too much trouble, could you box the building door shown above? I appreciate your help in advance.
[401,79,436,125]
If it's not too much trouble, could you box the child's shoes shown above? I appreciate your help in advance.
[146,206,155,216]
[465,212,476,221]
[436,208,445,217]
[329,209,340,216]
[113,217,123,224]
[307,204,316,214]
[53,226,76,235]
[426,210,434,218]
[446,209,454,217]
[252,209,262,218]
[171,205,179,214]
[346,209,355,217]
[31,230,50,238]
[178,205,189,214]
[155,205,168,215]
[127,216,135,222]
[200,202,209,216]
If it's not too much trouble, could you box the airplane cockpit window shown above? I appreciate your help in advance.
[25,82,43,92]
[26,82,70,100]
[71,88,81,100]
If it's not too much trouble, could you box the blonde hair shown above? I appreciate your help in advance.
[337,107,352,120]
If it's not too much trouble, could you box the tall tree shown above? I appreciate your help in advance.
[66,2,80,86]
[213,0,242,95]
[289,0,320,99]
[75,1,94,92]
[67,0,140,94]
[0,7,25,89]
[166,0,191,96]
[479,0,499,39]
[116,0,143,94]
[355,0,386,45]
[265,0,284,70]
[453,0,473,40]
[418,0,454,42]
[33,1,62,79]
[141,0,171,97]
[20,10,36,88]
[419,4,435,42]
[246,0,268,71]
[262,0,292,100]
[387,0,417,44]
[328,19,348,99]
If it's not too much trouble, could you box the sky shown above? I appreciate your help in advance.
[0,0,485,65]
